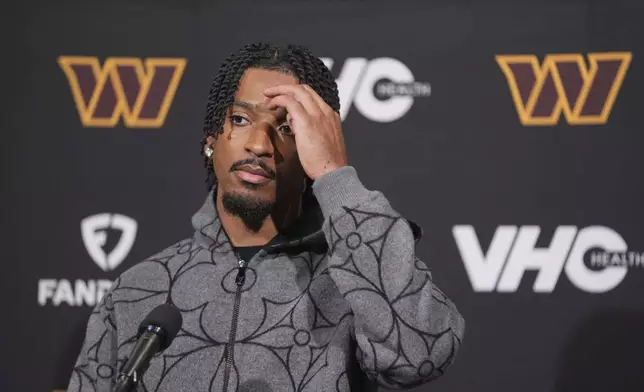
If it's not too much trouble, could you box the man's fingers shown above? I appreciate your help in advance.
[267,95,308,132]
[300,84,332,114]
[264,85,320,115]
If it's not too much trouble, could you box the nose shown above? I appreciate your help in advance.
[243,122,274,158]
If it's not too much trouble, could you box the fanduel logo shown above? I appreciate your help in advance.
[321,57,431,123]
[38,213,137,307]
[496,52,631,126]
[81,213,137,271]
[453,225,641,293]
[58,56,187,128]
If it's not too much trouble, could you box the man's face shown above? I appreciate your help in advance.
[207,68,306,211]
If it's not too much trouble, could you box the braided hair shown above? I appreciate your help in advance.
[200,42,341,190]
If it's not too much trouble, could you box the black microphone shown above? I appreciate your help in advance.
[113,304,183,392]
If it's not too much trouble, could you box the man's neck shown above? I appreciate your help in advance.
[216,193,302,247]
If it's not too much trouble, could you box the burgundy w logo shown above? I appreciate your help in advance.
[58,57,187,128]
[496,53,631,126]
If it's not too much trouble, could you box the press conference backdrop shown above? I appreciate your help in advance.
[5,0,644,391]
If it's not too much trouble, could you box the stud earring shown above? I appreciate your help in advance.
[204,147,213,158]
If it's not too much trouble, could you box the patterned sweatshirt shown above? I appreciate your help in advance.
[67,166,465,392]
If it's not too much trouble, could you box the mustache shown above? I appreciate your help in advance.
[229,157,276,179]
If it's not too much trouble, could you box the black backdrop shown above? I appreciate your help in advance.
[4,0,644,391]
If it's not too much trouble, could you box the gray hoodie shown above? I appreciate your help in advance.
[67,166,465,392]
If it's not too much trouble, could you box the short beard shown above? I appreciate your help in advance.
[221,191,274,232]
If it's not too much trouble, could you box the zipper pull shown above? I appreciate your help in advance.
[235,259,247,286]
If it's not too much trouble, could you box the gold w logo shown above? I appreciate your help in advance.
[58,56,187,128]
[496,52,631,126]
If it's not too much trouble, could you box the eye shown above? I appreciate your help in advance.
[278,124,293,135]
[229,115,249,126]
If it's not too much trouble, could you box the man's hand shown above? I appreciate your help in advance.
[264,84,348,180]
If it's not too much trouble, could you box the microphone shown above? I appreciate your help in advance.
[113,304,183,392]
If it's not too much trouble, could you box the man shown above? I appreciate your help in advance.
[67,42,465,392]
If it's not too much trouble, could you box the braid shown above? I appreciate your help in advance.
[200,42,340,190]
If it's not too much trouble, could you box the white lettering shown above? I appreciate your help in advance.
[75,279,96,306]
[38,279,114,306]
[497,226,577,293]
[322,57,422,123]
[452,225,517,292]
[590,251,607,266]
[377,82,431,97]
[53,279,75,306]
[635,253,643,267]
[589,251,644,267]
[565,226,627,293]
[38,279,57,306]
[321,57,367,122]
[455,225,633,294]
[354,58,415,123]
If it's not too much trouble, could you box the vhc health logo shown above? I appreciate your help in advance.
[453,225,643,293]
[38,213,138,306]
[58,56,187,128]
[321,57,431,123]
[496,52,631,126]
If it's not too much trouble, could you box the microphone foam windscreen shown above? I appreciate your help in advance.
[139,304,183,350]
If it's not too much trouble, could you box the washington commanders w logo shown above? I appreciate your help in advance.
[58,56,187,128]
[496,52,631,126]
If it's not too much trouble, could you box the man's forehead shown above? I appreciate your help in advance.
[231,68,298,112]
[232,100,261,109]
[231,100,286,115]
[231,100,268,110]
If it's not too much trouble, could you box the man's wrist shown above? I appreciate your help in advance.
[312,166,371,218]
